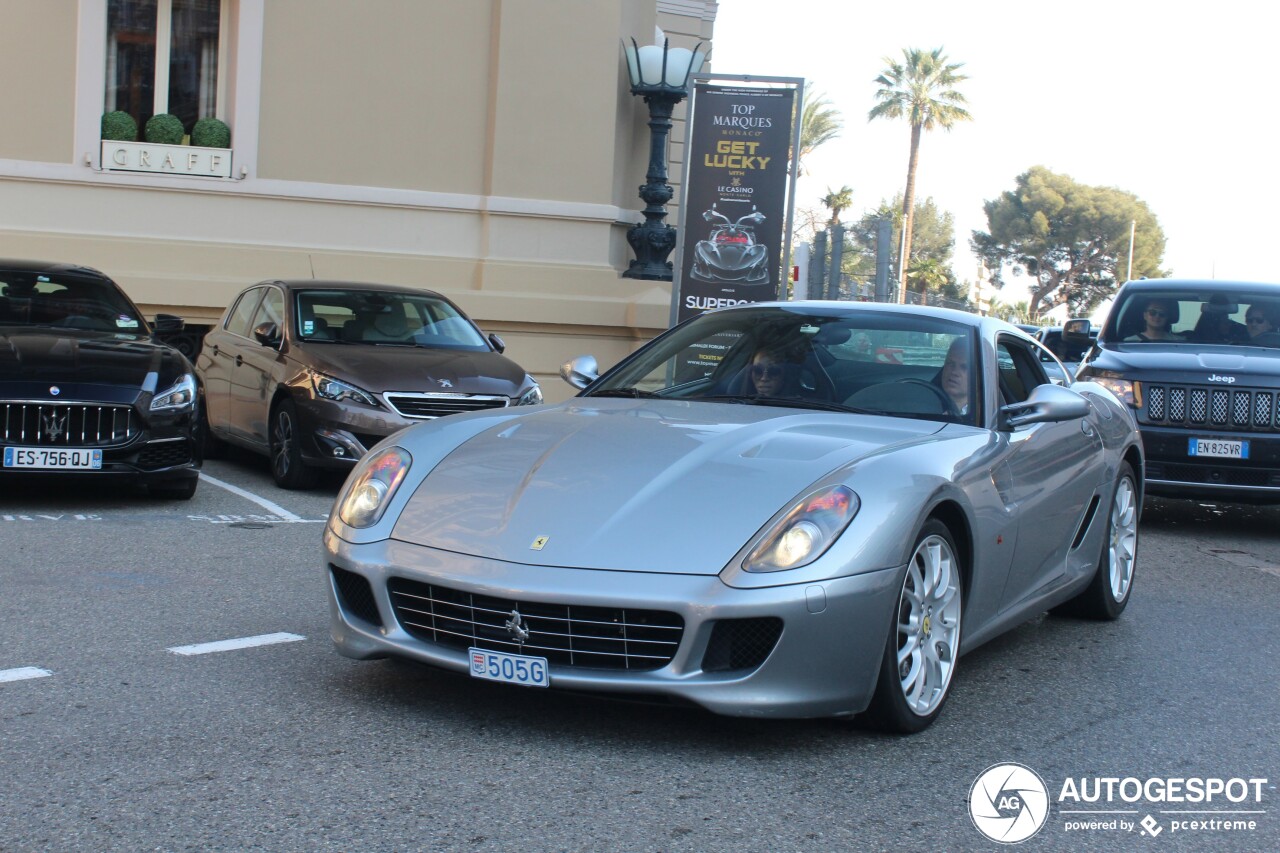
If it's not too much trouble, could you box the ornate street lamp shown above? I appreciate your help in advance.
[621,32,707,280]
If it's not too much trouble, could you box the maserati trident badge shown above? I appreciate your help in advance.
[42,410,67,442]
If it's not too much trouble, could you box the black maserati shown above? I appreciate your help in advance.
[0,259,201,499]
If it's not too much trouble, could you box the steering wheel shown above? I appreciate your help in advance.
[894,378,959,416]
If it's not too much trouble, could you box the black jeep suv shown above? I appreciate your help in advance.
[1077,278,1280,502]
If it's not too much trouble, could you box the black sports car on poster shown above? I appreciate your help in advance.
[0,259,201,499]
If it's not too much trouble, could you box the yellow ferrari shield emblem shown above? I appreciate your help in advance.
[530,536,549,551]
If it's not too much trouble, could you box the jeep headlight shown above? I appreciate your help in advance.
[1088,372,1142,407]
[336,446,412,528]
[151,374,196,411]
[743,485,859,572]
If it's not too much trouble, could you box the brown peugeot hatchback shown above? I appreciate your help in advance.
[196,280,541,488]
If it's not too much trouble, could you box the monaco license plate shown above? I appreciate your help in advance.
[469,647,549,688]
[3,447,103,470]
[1188,438,1249,460]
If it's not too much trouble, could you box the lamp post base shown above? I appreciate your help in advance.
[623,221,677,280]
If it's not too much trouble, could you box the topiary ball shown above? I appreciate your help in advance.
[101,110,137,141]
[191,117,231,148]
[144,113,185,145]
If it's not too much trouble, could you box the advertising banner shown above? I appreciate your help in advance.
[675,83,795,326]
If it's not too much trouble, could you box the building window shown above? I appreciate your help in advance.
[106,0,226,136]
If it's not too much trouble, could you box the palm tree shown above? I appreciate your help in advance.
[797,87,843,176]
[821,185,854,226]
[868,48,972,302]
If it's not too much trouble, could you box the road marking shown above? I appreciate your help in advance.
[0,667,53,683]
[168,632,306,656]
[197,473,308,522]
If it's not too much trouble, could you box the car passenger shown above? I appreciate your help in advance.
[1190,295,1248,344]
[1247,304,1280,347]
[1124,299,1184,342]
[937,337,971,416]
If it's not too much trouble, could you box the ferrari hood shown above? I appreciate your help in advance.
[391,398,946,574]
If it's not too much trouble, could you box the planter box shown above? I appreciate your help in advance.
[101,140,232,178]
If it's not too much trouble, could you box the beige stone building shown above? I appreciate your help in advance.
[0,0,719,401]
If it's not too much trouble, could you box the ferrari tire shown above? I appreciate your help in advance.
[1053,461,1139,620]
[864,518,964,734]
[269,398,318,490]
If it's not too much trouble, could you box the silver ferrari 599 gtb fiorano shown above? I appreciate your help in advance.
[324,302,1143,732]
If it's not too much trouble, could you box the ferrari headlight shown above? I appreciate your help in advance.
[743,485,860,572]
[337,446,412,528]
[1089,373,1142,407]
[312,371,380,407]
[151,374,196,411]
[515,383,543,406]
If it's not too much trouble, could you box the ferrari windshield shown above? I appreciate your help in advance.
[0,270,148,333]
[587,305,979,424]
[1106,287,1280,348]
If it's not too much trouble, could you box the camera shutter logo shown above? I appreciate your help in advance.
[969,763,1050,843]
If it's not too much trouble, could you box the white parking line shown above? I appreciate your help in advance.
[197,473,309,522]
[0,666,53,683]
[168,632,306,656]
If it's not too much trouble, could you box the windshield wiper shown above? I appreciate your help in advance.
[591,387,663,398]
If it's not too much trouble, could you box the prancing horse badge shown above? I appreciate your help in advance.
[530,536,549,551]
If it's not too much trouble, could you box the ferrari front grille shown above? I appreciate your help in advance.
[0,401,139,447]
[383,393,508,419]
[1142,384,1280,432]
[387,578,683,671]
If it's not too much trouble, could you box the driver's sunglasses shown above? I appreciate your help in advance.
[1145,308,1168,318]
[751,365,784,380]
[1248,315,1268,325]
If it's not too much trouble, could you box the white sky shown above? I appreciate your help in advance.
[710,0,1280,308]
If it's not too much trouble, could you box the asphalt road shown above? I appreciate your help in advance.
[1,452,1277,852]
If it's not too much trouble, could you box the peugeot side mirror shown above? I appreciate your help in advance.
[999,383,1090,430]
[560,355,599,390]
[252,321,281,348]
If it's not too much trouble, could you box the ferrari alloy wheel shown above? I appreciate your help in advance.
[270,398,317,489]
[865,519,963,733]
[1107,473,1138,602]
[1054,461,1139,620]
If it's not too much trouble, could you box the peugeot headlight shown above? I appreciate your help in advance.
[743,485,860,572]
[515,383,543,406]
[1088,372,1142,407]
[337,446,412,528]
[311,371,380,407]
[151,374,196,411]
